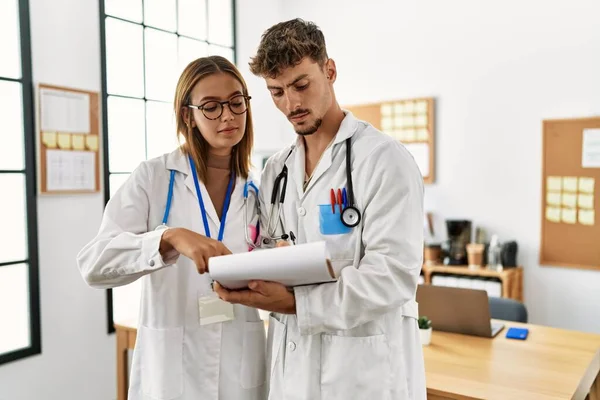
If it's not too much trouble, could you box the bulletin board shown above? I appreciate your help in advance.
[540,117,600,271]
[37,83,101,194]
[344,97,435,184]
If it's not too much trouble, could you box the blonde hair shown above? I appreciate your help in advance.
[174,56,254,181]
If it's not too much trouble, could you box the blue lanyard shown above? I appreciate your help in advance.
[189,155,235,242]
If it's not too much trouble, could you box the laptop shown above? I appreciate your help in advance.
[416,284,505,338]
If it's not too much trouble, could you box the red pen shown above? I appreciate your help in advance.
[337,188,343,213]
[330,188,336,213]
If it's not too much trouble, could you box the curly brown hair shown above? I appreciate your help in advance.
[249,18,328,78]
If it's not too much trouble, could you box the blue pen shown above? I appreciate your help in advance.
[342,188,348,208]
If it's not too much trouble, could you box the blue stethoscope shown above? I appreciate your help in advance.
[162,155,259,247]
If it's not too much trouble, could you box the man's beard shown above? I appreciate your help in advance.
[295,118,322,136]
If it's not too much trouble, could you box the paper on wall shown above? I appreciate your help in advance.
[582,128,600,168]
[208,241,336,290]
[546,207,561,223]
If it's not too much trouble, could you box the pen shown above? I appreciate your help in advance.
[342,188,347,208]
[330,188,336,213]
[337,188,343,213]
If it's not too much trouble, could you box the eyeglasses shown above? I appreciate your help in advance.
[187,94,251,120]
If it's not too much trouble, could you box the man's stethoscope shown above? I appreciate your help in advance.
[263,137,361,245]
[161,155,260,248]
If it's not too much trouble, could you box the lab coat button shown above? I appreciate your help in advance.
[298,207,306,216]
[148,259,155,267]
[288,341,296,351]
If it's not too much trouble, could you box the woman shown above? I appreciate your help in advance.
[77,56,266,400]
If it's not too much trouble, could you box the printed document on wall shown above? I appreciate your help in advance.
[40,88,91,134]
[582,128,600,168]
[46,150,95,191]
[405,143,429,178]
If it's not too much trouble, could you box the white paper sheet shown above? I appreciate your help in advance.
[40,88,91,134]
[208,241,335,289]
[404,143,430,177]
[582,128,600,168]
[46,150,95,191]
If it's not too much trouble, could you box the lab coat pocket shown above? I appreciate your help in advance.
[266,314,287,384]
[139,325,183,400]
[318,204,352,235]
[321,334,391,400]
[240,321,267,389]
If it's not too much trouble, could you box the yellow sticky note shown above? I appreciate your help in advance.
[578,194,594,209]
[394,116,404,128]
[546,192,562,206]
[71,135,85,150]
[579,177,595,194]
[415,101,428,113]
[563,176,578,192]
[381,117,393,130]
[416,129,429,141]
[547,176,562,192]
[404,129,417,142]
[42,132,57,148]
[85,135,99,151]
[403,116,415,128]
[404,101,415,113]
[561,208,577,224]
[561,193,577,208]
[381,104,392,116]
[57,133,71,149]
[415,114,428,127]
[579,210,595,226]
[393,103,404,115]
[546,207,561,222]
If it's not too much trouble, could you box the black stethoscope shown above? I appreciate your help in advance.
[264,137,361,244]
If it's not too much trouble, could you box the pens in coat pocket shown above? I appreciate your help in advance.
[342,188,348,208]
[337,189,343,213]
[330,188,336,213]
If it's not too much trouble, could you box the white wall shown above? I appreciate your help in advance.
[0,0,114,399]
[273,0,600,333]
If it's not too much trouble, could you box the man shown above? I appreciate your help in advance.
[215,18,426,399]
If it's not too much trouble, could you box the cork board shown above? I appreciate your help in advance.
[345,97,435,184]
[37,83,101,194]
[540,117,600,270]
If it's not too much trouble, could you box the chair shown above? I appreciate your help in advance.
[488,297,528,323]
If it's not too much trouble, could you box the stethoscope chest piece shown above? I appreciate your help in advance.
[341,206,361,228]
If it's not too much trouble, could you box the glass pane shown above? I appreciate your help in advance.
[104,0,142,23]
[0,264,30,355]
[178,0,206,40]
[0,81,24,170]
[144,28,178,102]
[109,173,131,197]
[107,96,146,172]
[106,18,144,98]
[0,174,27,263]
[178,37,208,75]
[208,0,233,47]
[209,44,234,64]
[0,0,21,79]
[144,0,176,32]
[146,101,178,160]
[113,279,142,325]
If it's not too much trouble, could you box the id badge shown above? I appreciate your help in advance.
[198,292,234,326]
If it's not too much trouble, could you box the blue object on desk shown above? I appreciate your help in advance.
[506,327,528,340]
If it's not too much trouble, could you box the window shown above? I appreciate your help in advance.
[0,0,41,365]
[99,0,237,332]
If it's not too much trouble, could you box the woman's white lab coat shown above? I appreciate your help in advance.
[259,112,427,400]
[77,149,266,400]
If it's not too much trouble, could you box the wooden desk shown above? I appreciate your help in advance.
[422,265,524,301]
[424,320,600,400]
[115,320,600,400]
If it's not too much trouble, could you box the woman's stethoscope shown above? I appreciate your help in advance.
[161,156,260,248]
[263,137,361,245]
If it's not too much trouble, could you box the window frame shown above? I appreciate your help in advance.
[0,0,42,366]
[98,0,238,334]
